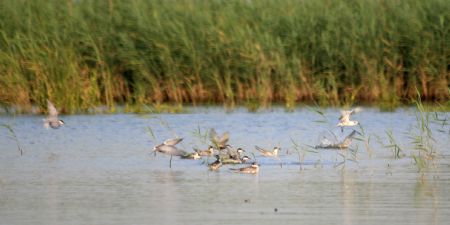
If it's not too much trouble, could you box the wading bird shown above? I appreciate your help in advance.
[153,138,187,168]
[44,100,65,129]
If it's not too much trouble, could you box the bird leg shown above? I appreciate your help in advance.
[169,155,173,168]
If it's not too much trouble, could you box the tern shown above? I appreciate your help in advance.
[43,100,65,129]
[255,146,281,158]
[337,107,362,132]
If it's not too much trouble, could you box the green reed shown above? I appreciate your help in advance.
[408,92,440,171]
[0,0,448,113]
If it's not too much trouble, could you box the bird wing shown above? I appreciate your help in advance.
[255,145,268,153]
[47,100,59,117]
[209,128,219,143]
[350,107,362,115]
[218,131,230,144]
[156,145,186,156]
[163,138,183,146]
[339,111,350,122]
[340,130,358,147]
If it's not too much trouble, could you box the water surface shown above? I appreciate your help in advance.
[1,107,449,225]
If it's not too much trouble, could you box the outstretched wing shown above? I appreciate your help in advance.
[163,138,183,146]
[209,128,219,143]
[47,100,59,118]
[218,131,230,144]
[254,145,268,153]
[350,107,362,115]
[340,130,358,147]
[156,145,186,156]
[339,111,350,122]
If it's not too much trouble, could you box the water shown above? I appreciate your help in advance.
[1,107,449,225]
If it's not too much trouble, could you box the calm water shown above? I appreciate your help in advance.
[1,107,449,225]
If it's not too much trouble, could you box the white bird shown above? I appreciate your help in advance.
[337,107,362,132]
[255,146,281,158]
[43,100,65,129]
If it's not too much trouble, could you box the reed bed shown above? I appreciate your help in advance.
[0,0,448,113]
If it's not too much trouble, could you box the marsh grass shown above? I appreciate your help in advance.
[407,93,440,171]
[290,137,318,170]
[385,129,404,159]
[0,0,448,113]
[0,123,23,156]
[353,123,374,157]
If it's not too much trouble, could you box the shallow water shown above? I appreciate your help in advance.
[1,107,449,225]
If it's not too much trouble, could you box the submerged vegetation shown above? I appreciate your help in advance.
[0,0,449,113]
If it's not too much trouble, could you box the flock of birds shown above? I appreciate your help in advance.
[43,99,362,173]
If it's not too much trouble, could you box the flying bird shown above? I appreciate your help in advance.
[337,107,362,132]
[210,128,230,149]
[43,100,65,129]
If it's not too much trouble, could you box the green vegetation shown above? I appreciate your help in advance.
[0,0,448,113]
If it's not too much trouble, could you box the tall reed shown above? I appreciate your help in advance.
[0,0,448,113]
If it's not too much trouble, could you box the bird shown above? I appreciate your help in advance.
[241,155,252,163]
[337,107,362,132]
[255,146,281,158]
[153,138,187,168]
[208,155,222,171]
[194,145,215,156]
[315,130,360,149]
[229,148,245,160]
[43,99,64,129]
[181,151,201,160]
[210,128,230,149]
[229,162,260,174]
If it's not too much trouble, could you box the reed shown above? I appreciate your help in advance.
[408,92,439,171]
[0,0,448,113]
[0,123,23,156]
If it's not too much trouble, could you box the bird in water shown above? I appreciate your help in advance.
[210,128,230,150]
[222,148,247,164]
[337,107,362,132]
[153,138,187,168]
[229,162,260,174]
[208,155,222,171]
[240,155,252,163]
[43,100,65,129]
[194,145,215,156]
[181,151,201,160]
[315,130,360,149]
[255,146,281,158]
[230,148,246,160]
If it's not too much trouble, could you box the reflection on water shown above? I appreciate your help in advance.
[0,108,449,225]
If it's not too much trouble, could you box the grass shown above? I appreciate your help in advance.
[408,92,439,171]
[0,0,448,113]
[0,123,23,156]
